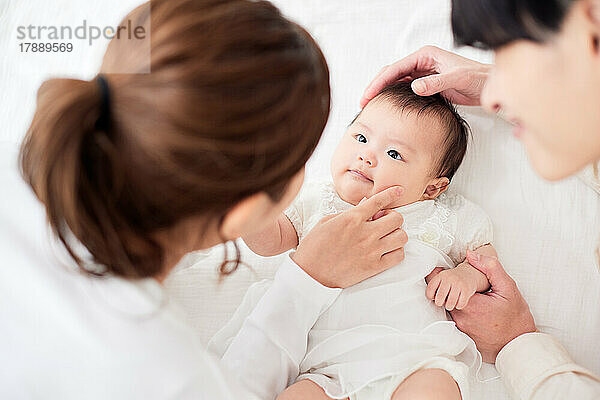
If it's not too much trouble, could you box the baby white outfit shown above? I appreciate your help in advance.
[210,181,493,400]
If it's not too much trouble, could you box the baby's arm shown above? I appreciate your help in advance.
[242,213,299,257]
[425,244,497,311]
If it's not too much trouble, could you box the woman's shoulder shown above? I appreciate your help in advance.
[1,245,232,398]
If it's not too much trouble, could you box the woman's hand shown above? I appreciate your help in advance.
[360,46,491,107]
[448,252,537,363]
[291,186,408,289]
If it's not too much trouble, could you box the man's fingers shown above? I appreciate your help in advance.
[360,65,390,107]
[465,251,515,295]
[411,70,463,96]
[449,298,477,329]
[360,50,429,107]
[455,292,470,310]
[354,186,403,220]
[454,292,492,317]
[449,308,466,330]
[361,59,415,106]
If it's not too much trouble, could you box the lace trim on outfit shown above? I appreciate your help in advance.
[414,195,454,253]
[320,182,340,216]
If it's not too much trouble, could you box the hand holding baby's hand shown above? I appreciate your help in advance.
[425,263,480,311]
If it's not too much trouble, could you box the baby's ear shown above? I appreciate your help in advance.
[423,177,450,200]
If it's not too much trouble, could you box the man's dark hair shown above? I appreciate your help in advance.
[371,81,470,181]
[451,0,576,50]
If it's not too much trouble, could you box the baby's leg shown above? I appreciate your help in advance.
[391,369,461,400]
[277,379,348,400]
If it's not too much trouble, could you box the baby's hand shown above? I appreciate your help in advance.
[425,263,479,311]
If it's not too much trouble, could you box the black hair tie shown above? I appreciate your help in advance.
[95,74,111,131]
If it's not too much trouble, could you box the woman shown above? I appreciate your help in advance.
[0,0,408,398]
[360,0,600,398]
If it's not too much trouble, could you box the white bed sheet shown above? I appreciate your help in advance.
[1,2,599,400]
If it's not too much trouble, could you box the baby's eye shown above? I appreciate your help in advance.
[387,149,403,161]
[355,134,367,143]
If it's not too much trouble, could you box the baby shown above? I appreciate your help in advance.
[214,82,496,400]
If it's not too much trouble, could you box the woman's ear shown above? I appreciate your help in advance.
[423,177,450,200]
[220,192,274,240]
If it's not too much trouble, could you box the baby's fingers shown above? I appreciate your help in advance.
[455,291,473,310]
[445,287,460,311]
[426,276,441,300]
[425,267,444,284]
[434,282,451,307]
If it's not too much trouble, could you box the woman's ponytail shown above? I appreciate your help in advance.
[20,77,162,278]
[19,0,330,279]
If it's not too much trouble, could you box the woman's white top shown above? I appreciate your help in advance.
[0,145,341,400]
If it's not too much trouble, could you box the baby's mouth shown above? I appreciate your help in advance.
[347,169,373,183]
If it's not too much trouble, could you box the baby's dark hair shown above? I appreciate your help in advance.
[371,81,470,181]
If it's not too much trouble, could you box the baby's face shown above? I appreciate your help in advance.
[331,99,447,208]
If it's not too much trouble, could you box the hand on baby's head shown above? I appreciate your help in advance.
[330,81,469,208]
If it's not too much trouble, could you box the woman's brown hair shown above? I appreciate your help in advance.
[20,0,330,279]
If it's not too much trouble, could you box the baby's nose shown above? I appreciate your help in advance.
[358,154,376,167]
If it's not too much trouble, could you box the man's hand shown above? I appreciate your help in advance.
[448,251,537,363]
[361,46,491,107]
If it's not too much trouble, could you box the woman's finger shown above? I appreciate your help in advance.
[353,186,404,221]
[372,209,389,221]
[380,247,405,270]
[373,212,405,239]
[378,228,408,253]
